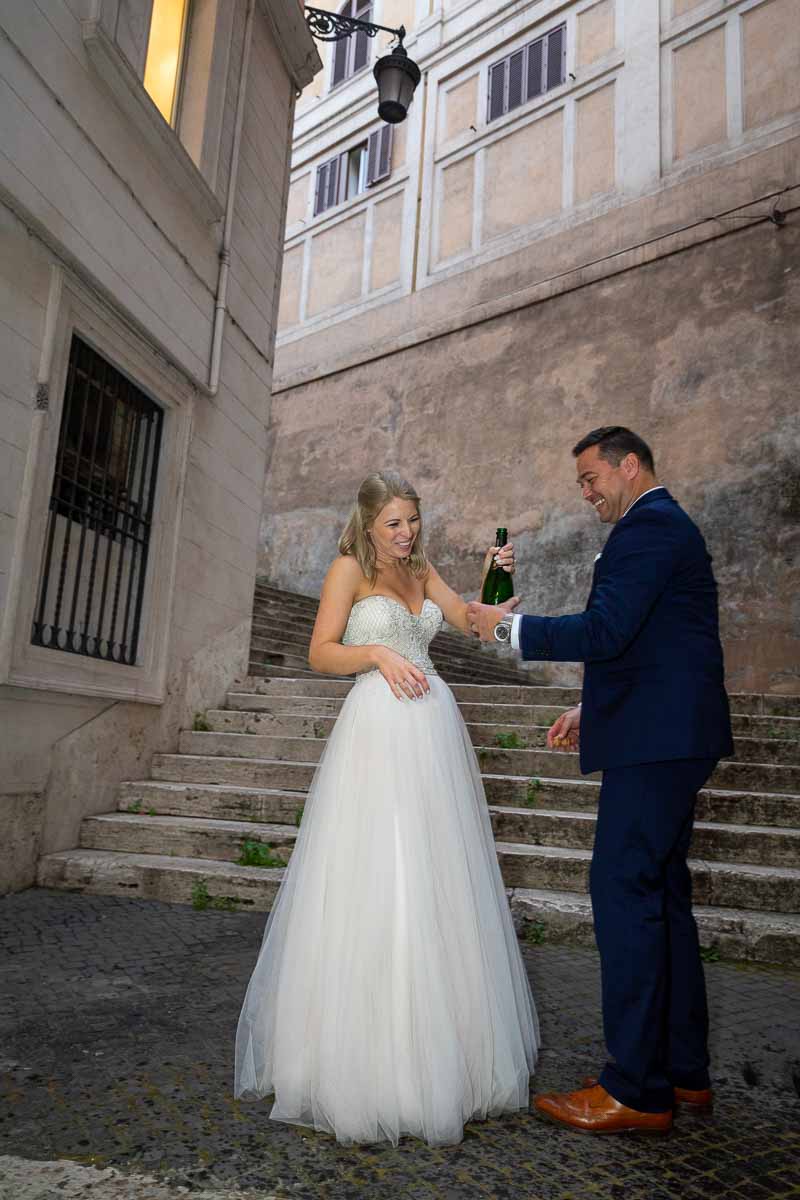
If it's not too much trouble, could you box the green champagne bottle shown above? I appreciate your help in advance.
[481,527,514,605]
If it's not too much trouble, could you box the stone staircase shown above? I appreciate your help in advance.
[247,582,538,685]
[38,585,800,966]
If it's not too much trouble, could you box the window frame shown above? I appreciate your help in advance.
[143,0,193,129]
[1,270,193,704]
[330,0,373,91]
[487,23,567,123]
[313,124,394,218]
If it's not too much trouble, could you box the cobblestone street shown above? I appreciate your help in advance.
[1,890,798,1200]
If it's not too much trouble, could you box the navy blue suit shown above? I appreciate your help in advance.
[519,488,733,1111]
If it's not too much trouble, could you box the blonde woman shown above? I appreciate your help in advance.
[235,472,539,1146]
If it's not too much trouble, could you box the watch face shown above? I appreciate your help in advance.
[494,620,511,642]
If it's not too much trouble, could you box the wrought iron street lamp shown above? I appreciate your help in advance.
[304,6,421,124]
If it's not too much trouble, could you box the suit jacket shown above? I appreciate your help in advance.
[518,489,734,774]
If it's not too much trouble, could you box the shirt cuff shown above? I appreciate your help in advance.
[510,613,522,652]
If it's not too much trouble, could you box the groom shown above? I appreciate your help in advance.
[467,426,733,1134]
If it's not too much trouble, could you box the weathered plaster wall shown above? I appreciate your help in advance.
[262,219,800,694]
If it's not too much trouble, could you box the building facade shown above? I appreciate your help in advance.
[0,0,320,891]
[264,0,800,694]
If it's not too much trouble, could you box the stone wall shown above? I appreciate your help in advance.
[262,217,800,695]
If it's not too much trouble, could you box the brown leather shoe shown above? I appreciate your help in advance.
[582,1077,713,1109]
[534,1084,672,1135]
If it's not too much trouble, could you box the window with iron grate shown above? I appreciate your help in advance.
[487,23,566,122]
[313,125,393,217]
[31,336,164,665]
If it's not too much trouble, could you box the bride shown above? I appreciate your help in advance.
[234,471,539,1146]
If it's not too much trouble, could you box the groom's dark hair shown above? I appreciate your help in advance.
[572,426,655,474]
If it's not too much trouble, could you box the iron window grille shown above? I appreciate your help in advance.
[487,23,566,123]
[331,0,373,88]
[314,124,393,217]
[31,335,164,666]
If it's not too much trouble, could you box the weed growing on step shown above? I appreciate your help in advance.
[524,778,542,807]
[495,731,524,750]
[294,806,305,828]
[763,722,799,741]
[700,944,721,963]
[126,799,143,814]
[147,807,156,816]
[238,839,286,869]
[192,712,211,732]
[524,920,546,945]
[191,880,240,912]
[313,722,327,739]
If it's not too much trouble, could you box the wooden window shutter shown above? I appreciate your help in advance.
[488,59,506,121]
[314,161,330,216]
[325,154,340,210]
[366,124,392,184]
[507,49,525,112]
[353,0,371,73]
[527,37,544,100]
[546,25,565,90]
[332,36,348,88]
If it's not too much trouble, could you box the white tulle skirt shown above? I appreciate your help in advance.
[234,672,539,1146]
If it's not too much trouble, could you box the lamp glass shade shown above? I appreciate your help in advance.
[374,45,420,124]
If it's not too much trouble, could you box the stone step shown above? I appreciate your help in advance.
[222,692,800,751]
[40,836,800,917]
[226,693,347,716]
[102,797,799,871]
[489,806,800,867]
[81,813,297,864]
[247,663,338,681]
[494,841,800,912]
[230,680,355,701]
[507,889,800,967]
[170,733,800,796]
[247,655,528,687]
[123,773,800,831]
[252,612,491,660]
[178,730,324,762]
[482,773,800,828]
[118,780,309,824]
[152,754,316,790]
[204,709,800,767]
[37,848,282,910]
[233,677,585,706]
[475,746,800,796]
[728,693,800,718]
[455,703,800,740]
[249,634,533,686]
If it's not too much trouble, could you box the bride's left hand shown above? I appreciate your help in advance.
[483,540,515,575]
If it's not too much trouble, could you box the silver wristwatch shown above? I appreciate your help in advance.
[493,616,513,644]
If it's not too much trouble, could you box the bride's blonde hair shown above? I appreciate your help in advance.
[339,471,428,585]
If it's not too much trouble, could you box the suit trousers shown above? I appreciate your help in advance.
[591,757,717,1113]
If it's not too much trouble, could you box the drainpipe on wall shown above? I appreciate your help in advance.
[208,0,256,396]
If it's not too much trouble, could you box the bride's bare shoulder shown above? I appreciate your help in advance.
[322,554,366,598]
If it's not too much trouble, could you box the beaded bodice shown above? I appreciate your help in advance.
[342,595,442,676]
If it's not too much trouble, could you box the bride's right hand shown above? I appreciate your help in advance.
[547,705,581,750]
[372,646,431,701]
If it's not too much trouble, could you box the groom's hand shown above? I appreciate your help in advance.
[466,598,519,641]
[547,705,581,751]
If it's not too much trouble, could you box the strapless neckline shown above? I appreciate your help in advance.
[352,595,440,621]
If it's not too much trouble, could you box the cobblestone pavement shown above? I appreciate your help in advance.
[1,891,798,1200]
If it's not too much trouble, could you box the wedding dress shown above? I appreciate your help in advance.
[234,594,539,1146]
